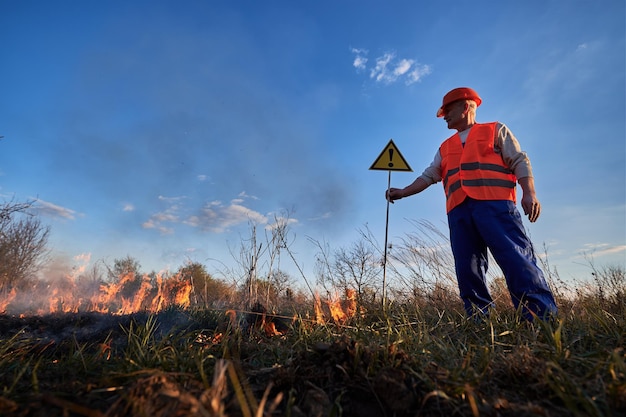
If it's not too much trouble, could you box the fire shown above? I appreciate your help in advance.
[93,273,193,315]
[314,288,358,325]
[0,272,194,316]
[121,275,153,314]
[49,287,81,314]
[262,321,283,337]
[150,275,192,312]
[0,288,17,313]
[328,293,348,324]
[344,288,357,318]
[314,293,325,324]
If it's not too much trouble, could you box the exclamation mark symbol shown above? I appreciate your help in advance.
[388,148,394,168]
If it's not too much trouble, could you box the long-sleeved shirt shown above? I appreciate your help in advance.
[418,122,533,186]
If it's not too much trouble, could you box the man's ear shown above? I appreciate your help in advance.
[462,101,470,115]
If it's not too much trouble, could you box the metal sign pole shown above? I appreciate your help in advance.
[382,170,391,310]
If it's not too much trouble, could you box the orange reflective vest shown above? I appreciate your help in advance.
[440,122,517,213]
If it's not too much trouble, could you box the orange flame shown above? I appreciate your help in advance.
[314,288,358,325]
[120,275,153,315]
[262,321,283,337]
[314,293,325,325]
[0,288,17,313]
[0,271,194,316]
[327,293,348,324]
[49,287,81,314]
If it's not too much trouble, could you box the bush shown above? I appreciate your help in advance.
[0,199,50,292]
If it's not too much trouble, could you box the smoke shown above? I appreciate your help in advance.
[12,5,361,276]
[47,21,357,236]
[0,253,98,315]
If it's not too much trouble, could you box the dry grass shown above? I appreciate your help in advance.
[0,283,624,417]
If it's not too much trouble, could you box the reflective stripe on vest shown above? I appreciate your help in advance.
[440,122,517,213]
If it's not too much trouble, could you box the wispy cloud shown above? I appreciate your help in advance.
[158,195,186,203]
[308,212,333,222]
[197,174,212,182]
[34,199,77,220]
[142,211,177,235]
[265,215,298,231]
[142,223,175,235]
[238,191,258,200]
[351,47,368,71]
[186,199,268,233]
[143,193,269,235]
[142,197,184,234]
[576,42,588,51]
[578,243,626,258]
[351,48,431,85]
[523,39,608,105]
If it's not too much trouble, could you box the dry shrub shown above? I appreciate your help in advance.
[489,276,515,312]
[105,372,210,417]
[105,361,247,417]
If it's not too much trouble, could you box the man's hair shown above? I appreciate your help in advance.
[467,100,478,114]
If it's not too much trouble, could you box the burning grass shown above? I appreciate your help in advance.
[0,272,195,316]
[0,297,624,417]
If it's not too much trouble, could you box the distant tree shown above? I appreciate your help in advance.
[334,241,381,307]
[178,261,235,308]
[231,213,296,309]
[73,264,105,302]
[244,269,292,310]
[315,238,381,308]
[107,255,143,299]
[280,285,310,312]
[107,255,142,281]
[0,199,50,291]
[269,269,294,303]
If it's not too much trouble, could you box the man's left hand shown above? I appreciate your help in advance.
[521,195,541,222]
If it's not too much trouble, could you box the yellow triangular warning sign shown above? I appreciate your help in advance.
[369,139,412,171]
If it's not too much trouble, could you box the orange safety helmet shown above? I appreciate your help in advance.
[436,87,482,117]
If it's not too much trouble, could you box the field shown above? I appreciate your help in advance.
[0,288,624,417]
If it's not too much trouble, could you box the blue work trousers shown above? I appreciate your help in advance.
[447,198,557,320]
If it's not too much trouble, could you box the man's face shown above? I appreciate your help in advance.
[442,100,467,130]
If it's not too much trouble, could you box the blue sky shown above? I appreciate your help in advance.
[1,0,624,286]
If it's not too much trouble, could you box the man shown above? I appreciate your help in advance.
[386,87,557,321]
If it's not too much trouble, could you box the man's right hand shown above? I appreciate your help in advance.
[386,187,404,203]
[386,178,430,203]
